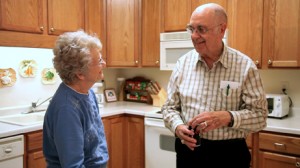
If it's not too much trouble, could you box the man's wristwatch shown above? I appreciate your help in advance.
[228,111,234,127]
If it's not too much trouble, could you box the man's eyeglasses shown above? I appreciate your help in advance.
[186,23,222,35]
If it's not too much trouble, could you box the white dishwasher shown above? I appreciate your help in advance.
[0,135,24,168]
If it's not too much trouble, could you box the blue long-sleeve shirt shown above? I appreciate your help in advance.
[43,83,109,168]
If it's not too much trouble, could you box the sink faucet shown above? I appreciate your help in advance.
[22,96,52,114]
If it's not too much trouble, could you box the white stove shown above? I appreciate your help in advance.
[144,110,163,119]
[144,110,176,168]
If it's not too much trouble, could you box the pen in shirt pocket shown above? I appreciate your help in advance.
[226,84,230,96]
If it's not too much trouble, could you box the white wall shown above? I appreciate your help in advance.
[1,47,299,111]
[0,47,61,108]
[0,47,123,109]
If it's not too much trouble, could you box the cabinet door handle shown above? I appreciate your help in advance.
[4,148,12,153]
[50,27,55,32]
[268,59,272,65]
[135,60,138,64]
[39,26,44,31]
[274,142,286,150]
[255,60,259,65]
[155,60,159,64]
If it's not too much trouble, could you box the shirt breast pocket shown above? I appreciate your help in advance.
[219,87,241,98]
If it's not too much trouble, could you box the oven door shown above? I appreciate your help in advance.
[145,117,176,168]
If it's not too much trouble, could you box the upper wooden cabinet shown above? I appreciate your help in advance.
[262,0,300,68]
[0,0,44,34]
[162,0,191,32]
[106,0,160,68]
[0,0,102,48]
[47,0,84,35]
[162,0,227,32]
[141,0,161,67]
[227,0,263,68]
[85,0,107,61]
[106,0,139,67]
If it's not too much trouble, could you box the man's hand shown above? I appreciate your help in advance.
[175,124,198,150]
[188,111,232,133]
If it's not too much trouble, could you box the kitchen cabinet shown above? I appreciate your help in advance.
[162,0,227,32]
[106,0,140,67]
[227,0,263,68]
[106,0,160,68]
[258,131,300,168]
[0,0,56,48]
[125,115,144,168]
[24,130,46,168]
[0,0,102,49]
[141,0,161,67]
[103,115,126,168]
[102,114,145,168]
[262,0,300,68]
[85,0,107,61]
[162,0,191,32]
[0,0,44,34]
[228,0,300,69]
[47,0,84,36]
[246,133,260,168]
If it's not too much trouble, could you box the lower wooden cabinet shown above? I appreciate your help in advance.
[125,115,145,168]
[103,114,145,168]
[246,133,253,167]
[258,131,300,168]
[23,114,144,168]
[259,151,300,168]
[25,117,300,168]
[24,130,46,168]
[103,115,126,168]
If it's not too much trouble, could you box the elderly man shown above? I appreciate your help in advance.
[162,3,268,168]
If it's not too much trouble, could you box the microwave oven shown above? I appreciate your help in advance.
[160,31,194,70]
[160,31,228,70]
[266,94,290,118]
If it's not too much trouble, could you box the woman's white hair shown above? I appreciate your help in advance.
[53,30,102,84]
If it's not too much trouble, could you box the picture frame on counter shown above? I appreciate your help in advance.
[104,88,117,102]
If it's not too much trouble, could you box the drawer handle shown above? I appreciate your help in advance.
[4,148,12,153]
[296,162,300,167]
[274,142,286,150]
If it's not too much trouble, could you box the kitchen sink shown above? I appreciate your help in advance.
[0,111,45,126]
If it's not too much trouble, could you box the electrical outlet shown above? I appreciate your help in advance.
[281,81,289,90]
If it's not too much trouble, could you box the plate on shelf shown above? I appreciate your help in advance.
[0,68,17,88]
[19,60,38,78]
[41,68,57,85]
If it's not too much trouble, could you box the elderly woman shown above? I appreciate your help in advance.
[43,30,108,168]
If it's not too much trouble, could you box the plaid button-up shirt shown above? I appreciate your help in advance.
[162,45,268,140]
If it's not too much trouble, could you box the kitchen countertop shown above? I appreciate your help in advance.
[0,101,299,138]
[0,102,161,138]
